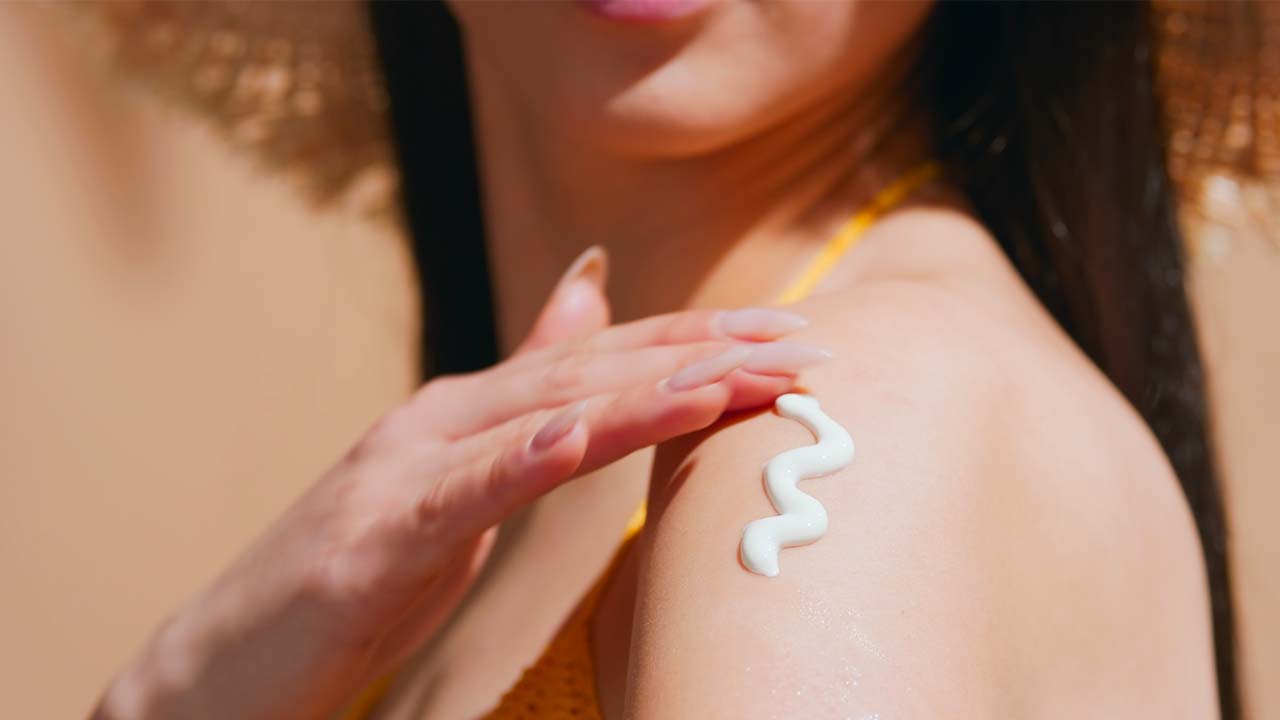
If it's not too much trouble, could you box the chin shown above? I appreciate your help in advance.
[453,0,933,158]
[531,42,886,160]
[585,76,804,159]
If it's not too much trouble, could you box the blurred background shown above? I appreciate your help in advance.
[0,2,1275,717]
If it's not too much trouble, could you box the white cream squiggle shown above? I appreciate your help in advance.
[740,393,854,577]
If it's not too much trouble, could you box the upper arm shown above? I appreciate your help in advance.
[624,284,1217,719]
[627,285,1017,718]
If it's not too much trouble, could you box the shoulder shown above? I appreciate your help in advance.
[627,217,1217,717]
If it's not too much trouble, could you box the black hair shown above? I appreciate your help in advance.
[368,2,1236,716]
[370,0,497,375]
[924,3,1236,717]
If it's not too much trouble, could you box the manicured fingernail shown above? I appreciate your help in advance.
[555,246,608,292]
[713,308,809,340]
[529,401,587,452]
[742,342,833,375]
[663,345,751,392]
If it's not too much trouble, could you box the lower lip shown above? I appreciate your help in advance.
[579,0,717,23]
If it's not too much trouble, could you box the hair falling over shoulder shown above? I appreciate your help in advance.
[921,3,1238,717]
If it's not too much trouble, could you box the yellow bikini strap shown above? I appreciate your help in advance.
[774,162,941,306]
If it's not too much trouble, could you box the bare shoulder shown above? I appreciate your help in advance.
[627,219,1218,718]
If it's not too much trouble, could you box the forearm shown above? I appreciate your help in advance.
[93,609,222,720]
[91,536,355,720]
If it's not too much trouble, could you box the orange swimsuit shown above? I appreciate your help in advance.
[344,163,939,720]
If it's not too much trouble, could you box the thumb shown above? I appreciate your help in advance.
[516,246,610,353]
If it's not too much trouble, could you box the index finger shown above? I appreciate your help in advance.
[512,306,809,371]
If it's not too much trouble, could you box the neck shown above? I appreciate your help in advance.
[466,49,932,351]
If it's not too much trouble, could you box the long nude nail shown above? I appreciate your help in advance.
[555,246,608,292]
[742,342,833,375]
[529,401,587,452]
[663,345,751,392]
[713,308,809,340]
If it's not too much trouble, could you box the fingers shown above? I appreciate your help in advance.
[573,366,799,472]
[512,250,805,362]
[431,342,829,532]
[463,341,831,464]
[439,340,830,440]
[415,337,832,546]
[440,368,793,541]
[515,247,610,354]
[423,404,592,543]
[587,305,810,351]
[423,305,814,438]
[441,341,727,438]
[507,305,810,374]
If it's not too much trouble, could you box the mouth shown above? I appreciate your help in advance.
[577,0,718,23]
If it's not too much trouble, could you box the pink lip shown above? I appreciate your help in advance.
[579,0,717,22]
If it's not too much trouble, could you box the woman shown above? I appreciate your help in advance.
[83,1,1235,718]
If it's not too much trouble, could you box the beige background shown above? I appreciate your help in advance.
[1190,199,1280,719]
[0,6,418,716]
[0,4,1274,718]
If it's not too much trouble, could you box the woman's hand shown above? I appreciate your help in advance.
[93,249,828,720]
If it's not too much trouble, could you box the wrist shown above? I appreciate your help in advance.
[95,610,218,719]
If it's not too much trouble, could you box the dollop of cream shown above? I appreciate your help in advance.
[740,393,854,577]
